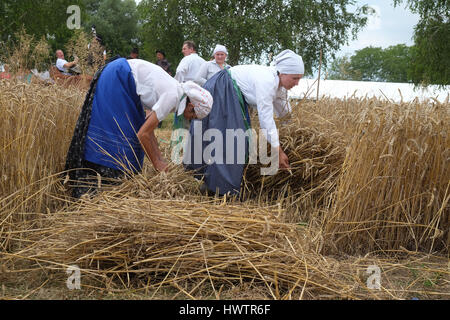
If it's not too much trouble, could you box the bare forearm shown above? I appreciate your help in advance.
[137,112,167,171]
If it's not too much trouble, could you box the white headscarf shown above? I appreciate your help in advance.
[273,49,304,75]
[213,44,228,56]
[177,81,213,119]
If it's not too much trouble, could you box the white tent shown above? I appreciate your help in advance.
[289,78,449,103]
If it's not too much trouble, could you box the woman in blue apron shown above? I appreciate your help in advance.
[65,57,212,198]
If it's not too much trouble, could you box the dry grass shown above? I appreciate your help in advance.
[0,76,448,300]
[64,30,105,76]
[1,27,52,75]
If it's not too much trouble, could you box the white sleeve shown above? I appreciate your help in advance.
[151,91,178,122]
[194,61,208,86]
[130,60,178,118]
[151,69,179,121]
[131,63,157,110]
[255,79,280,148]
[56,59,67,70]
[135,76,156,110]
[175,57,189,82]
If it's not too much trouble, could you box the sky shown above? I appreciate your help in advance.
[337,0,420,57]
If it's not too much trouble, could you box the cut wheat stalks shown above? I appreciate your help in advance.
[8,195,364,300]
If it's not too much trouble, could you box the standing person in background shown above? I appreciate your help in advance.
[155,50,172,76]
[174,41,205,130]
[194,44,229,86]
[174,40,205,83]
[127,47,139,60]
[0,64,11,79]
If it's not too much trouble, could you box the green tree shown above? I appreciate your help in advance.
[327,45,413,82]
[348,46,384,81]
[0,0,85,52]
[393,0,449,85]
[83,0,140,57]
[326,55,354,80]
[138,0,371,72]
[381,44,412,83]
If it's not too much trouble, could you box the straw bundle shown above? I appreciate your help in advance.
[242,125,344,220]
[17,196,361,299]
[242,100,347,221]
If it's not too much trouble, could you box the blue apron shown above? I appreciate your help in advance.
[184,69,251,195]
[83,58,145,173]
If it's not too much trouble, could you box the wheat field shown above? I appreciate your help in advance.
[0,73,449,300]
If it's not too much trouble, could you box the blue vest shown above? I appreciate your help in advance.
[84,58,145,173]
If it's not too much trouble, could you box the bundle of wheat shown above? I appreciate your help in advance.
[242,100,347,222]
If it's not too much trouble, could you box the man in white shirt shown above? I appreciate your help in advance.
[55,50,78,75]
[174,40,205,83]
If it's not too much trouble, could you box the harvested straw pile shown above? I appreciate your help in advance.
[16,195,363,299]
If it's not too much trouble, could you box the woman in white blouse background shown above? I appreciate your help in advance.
[194,44,229,86]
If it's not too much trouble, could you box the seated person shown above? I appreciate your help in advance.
[0,64,11,79]
[55,50,79,75]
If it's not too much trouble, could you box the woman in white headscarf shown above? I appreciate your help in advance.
[184,49,304,196]
[228,49,304,167]
[194,44,229,86]
[65,57,212,198]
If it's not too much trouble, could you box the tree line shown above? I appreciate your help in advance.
[0,0,447,85]
[327,1,448,85]
[327,44,413,83]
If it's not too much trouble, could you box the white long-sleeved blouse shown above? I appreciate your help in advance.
[194,60,228,86]
[229,65,291,148]
[127,59,183,122]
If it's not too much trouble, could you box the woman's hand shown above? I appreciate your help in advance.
[278,147,290,169]
[154,158,169,172]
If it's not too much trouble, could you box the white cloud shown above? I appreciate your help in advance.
[367,5,382,31]
[336,0,419,57]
